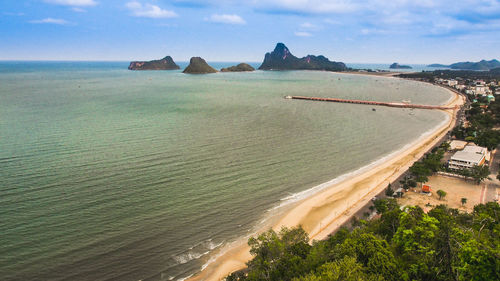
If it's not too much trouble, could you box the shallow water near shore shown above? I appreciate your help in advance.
[0,62,450,281]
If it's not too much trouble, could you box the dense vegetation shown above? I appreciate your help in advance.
[452,99,500,151]
[428,59,500,71]
[128,56,180,70]
[183,57,218,74]
[406,142,448,186]
[398,69,500,80]
[220,63,256,72]
[227,200,500,281]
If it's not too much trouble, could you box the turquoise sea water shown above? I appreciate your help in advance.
[0,62,451,281]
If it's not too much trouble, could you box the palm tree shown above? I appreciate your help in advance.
[461,197,467,206]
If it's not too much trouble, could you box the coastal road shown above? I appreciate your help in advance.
[485,146,500,203]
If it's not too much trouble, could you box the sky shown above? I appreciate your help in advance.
[1,0,500,63]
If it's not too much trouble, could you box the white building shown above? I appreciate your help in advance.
[449,145,487,170]
[447,79,458,87]
[476,85,488,95]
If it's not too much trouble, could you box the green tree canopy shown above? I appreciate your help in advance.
[437,189,447,200]
[409,162,432,185]
[470,165,490,184]
[229,202,500,281]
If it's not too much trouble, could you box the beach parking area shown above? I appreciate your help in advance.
[398,174,483,212]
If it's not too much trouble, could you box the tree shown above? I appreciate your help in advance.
[409,162,431,186]
[437,189,447,200]
[335,231,399,281]
[293,256,382,281]
[385,184,394,197]
[470,165,490,184]
[458,239,500,281]
[392,207,440,280]
[232,201,500,281]
[423,150,444,172]
[373,198,399,214]
[452,126,466,140]
[408,179,417,188]
[427,205,464,279]
[246,226,311,281]
[461,197,467,206]
[474,130,500,150]
[440,141,451,151]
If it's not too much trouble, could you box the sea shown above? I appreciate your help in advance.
[0,61,451,281]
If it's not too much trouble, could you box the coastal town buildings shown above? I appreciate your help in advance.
[437,78,498,102]
[475,85,488,95]
[448,145,488,170]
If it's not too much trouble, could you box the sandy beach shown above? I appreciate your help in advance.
[188,80,464,281]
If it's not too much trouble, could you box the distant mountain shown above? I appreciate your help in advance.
[490,67,500,74]
[128,56,180,70]
[428,63,449,68]
[183,57,217,74]
[427,59,500,70]
[389,63,412,69]
[258,43,347,71]
[220,63,255,72]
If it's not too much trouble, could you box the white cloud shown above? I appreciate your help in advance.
[300,22,319,29]
[29,18,70,25]
[3,12,25,16]
[256,0,359,14]
[323,18,342,25]
[44,0,97,6]
[360,28,388,35]
[206,14,246,24]
[294,31,312,37]
[72,7,87,12]
[126,1,178,18]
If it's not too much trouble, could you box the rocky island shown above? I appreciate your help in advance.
[183,57,217,74]
[389,63,412,69]
[128,56,180,70]
[258,43,346,71]
[220,63,255,72]
[427,59,500,70]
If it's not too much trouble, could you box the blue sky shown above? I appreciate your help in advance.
[1,0,500,63]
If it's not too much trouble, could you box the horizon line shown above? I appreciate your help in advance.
[0,59,444,65]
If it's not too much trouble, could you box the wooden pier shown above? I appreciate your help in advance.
[285,96,456,110]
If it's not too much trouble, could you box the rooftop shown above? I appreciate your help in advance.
[462,145,487,154]
[449,140,467,150]
[450,145,487,164]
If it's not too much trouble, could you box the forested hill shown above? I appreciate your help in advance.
[428,59,500,71]
[227,200,500,281]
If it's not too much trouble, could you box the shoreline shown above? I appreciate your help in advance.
[187,77,464,281]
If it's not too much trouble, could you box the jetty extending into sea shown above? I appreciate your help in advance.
[285,95,457,110]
